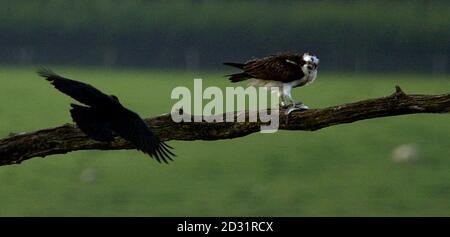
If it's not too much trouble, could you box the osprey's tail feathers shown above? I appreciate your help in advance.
[224,62,250,82]
[223,62,245,69]
[227,73,252,83]
[70,104,115,142]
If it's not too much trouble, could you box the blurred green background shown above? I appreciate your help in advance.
[0,0,449,216]
[1,0,449,72]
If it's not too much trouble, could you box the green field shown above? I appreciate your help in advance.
[0,67,449,216]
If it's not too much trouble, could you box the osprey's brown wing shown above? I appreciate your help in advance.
[243,54,305,82]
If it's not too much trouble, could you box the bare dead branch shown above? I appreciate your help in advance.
[1,86,449,166]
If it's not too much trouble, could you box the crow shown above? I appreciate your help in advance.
[38,68,175,163]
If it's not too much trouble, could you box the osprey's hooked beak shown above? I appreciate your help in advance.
[306,63,318,70]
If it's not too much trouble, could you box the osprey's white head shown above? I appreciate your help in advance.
[301,52,319,75]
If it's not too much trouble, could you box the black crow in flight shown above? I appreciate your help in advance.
[38,68,175,163]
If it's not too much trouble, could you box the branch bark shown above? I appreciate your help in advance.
[1,86,449,166]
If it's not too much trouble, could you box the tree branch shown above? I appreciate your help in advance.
[1,86,449,166]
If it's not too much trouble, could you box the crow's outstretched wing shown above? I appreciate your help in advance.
[37,68,119,108]
[111,115,175,163]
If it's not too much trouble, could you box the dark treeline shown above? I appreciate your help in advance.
[1,0,449,73]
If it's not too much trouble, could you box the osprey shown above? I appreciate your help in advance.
[38,68,174,163]
[224,52,319,114]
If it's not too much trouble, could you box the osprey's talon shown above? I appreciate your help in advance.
[295,103,309,110]
[280,101,289,109]
[285,104,309,116]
